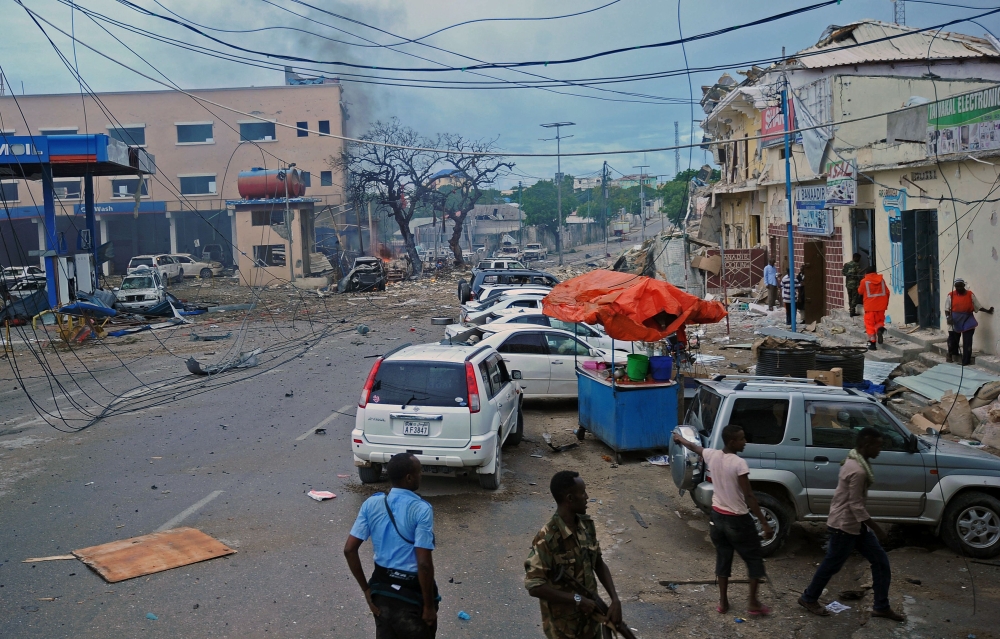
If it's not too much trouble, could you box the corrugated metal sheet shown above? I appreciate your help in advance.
[894,363,1000,401]
[791,21,999,69]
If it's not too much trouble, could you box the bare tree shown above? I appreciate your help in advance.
[439,136,515,266]
[331,119,442,276]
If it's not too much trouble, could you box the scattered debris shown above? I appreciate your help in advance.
[457,611,472,620]
[906,578,922,585]
[315,428,327,435]
[541,432,578,453]
[630,506,649,529]
[336,474,350,478]
[825,601,851,614]
[285,390,294,398]
[146,612,158,620]
[73,527,235,583]
[356,324,370,336]
[307,490,337,501]
[22,554,76,563]
[646,454,670,466]
[839,588,869,600]
[186,349,262,376]
[189,332,232,342]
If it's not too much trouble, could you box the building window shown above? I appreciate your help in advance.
[239,121,276,142]
[296,121,308,137]
[253,244,286,267]
[0,181,19,203]
[53,179,82,200]
[301,171,311,187]
[320,170,333,187]
[179,175,217,195]
[318,120,330,136]
[39,127,79,136]
[111,177,149,198]
[176,123,214,144]
[107,125,146,147]
[251,209,284,226]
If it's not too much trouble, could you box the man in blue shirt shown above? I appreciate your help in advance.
[345,453,438,638]
[763,259,778,310]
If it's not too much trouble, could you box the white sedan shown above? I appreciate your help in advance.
[171,253,224,279]
[476,325,610,398]
[479,310,638,354]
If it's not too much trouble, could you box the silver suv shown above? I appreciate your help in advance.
[670,376,1000,558]
[352,342,523,489]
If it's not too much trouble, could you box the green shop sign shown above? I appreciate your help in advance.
[927,86,1000,155]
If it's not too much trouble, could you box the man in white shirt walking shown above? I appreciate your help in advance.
[763,259,778,310]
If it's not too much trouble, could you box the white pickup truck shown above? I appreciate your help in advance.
[522,243,547,261]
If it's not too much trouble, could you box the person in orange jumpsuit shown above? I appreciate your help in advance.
[858,267,890,351]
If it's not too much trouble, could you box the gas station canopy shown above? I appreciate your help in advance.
[0,134,155,180]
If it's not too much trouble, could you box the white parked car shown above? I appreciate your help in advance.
[464,286,552,313]
[128,254,181,283]
[171,253,223,279]
[353,342,522,490]
[475,259,526,271]
[2,265,45,283]
[522,243,547,261]
[477,325,610,399]
[114,268,166,311]
[459,292,546,324]
[478,311,636,354]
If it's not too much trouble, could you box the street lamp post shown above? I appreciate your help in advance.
[634,164,649,241]
[541,122,575,266]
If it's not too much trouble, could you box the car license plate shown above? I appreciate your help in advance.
[402,422,429,436]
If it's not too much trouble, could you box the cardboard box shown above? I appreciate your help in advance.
[691,254,722,275]
[807,368,843,387]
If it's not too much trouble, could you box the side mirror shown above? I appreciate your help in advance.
[511,370,523,380]
[158,285,165,290]
[589,348,599,358]
[925,427,938,438]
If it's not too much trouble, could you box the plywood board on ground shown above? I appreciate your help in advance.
[73,527,234,583]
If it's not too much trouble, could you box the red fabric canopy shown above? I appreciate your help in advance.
[542,270,727,342]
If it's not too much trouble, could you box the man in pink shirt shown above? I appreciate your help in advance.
[798,427,905,622]
[673,425,773,616]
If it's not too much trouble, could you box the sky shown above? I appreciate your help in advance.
[3,0,1000,190]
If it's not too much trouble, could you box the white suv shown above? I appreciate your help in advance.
[352,342,523,490]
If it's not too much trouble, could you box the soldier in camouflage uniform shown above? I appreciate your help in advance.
[525,471,623,639]
[842,253,863,317]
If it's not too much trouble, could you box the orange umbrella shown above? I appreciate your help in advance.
[542,270,727,342]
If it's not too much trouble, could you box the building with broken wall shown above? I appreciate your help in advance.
[0,80,346,275]
[701,20,1000,351]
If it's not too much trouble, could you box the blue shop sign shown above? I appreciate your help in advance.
[794,186,834,236]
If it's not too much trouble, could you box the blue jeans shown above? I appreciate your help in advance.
[802,526,892,611]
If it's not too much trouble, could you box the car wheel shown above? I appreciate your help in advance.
[942,491,1000,558]
[505,406,524,447]
[458,279,471,303]
[358,463,384,484]
[200,268,213,279]
[751,492,793,557]
[478,437,502,490]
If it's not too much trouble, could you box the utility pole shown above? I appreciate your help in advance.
[367,200,376,258]
[540,122,575,266]
[602,161,609,257]
[892,0,905,25]
[634,164,649,241]
[282,163,296,282]
[781,81,798,332]
[674,121,681,177]
[518,180,523,247]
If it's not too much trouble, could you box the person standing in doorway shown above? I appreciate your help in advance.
[782,269,806,326]
[858,266,889,351]
[946,277,995,365]
[842,253,863,317]
[764,259,778,310]
[344,453,439,639]
[672,425,773,617]
[525,470,628,639]
[798,428,905,622]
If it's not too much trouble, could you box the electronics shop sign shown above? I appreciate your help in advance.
[794,186,834,236]
[927,86,1000,156]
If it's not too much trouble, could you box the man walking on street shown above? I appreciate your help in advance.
[946,278,995,366]
[859,266,889,351]
[782,269,805,326]
[672,426,773,616]
[798,428,906,622]
[525,470,628,639]
[842,253,863,317]
[764,259,778,310]
[345,453,438,639]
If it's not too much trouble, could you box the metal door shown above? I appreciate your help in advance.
[802,241,826,324]
[902,210,940,328]
[850,209,875,270]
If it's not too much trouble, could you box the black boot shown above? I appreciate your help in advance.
[877,327,885,344]
[868,342,877,351]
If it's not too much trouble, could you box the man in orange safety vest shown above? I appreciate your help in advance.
[858,267,889,351]
[946,278,994,366]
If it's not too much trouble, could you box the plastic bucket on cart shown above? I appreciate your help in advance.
[649,356,673,381]
[626,354,650,381]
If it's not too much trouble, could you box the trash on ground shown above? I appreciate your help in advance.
[73,527,235,583]
[146,612,158,620]
[457,611,471,620]
[646,454,670,466]
[838,588,868,600]
[189,332,232,341]
[356,324,370,335]
[734,617,746,623]
[186,349,262,376]
[336,473,349,478]
[307,490,337,501]
[315,428,326,435]
[22,554,76,562]
[630,505,649,529]
[541,432,578,453]
[693,354,725,364]
[825,601,851,613]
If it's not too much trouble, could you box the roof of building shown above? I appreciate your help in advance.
[428,168,464,181]
[789,20,1000,69]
